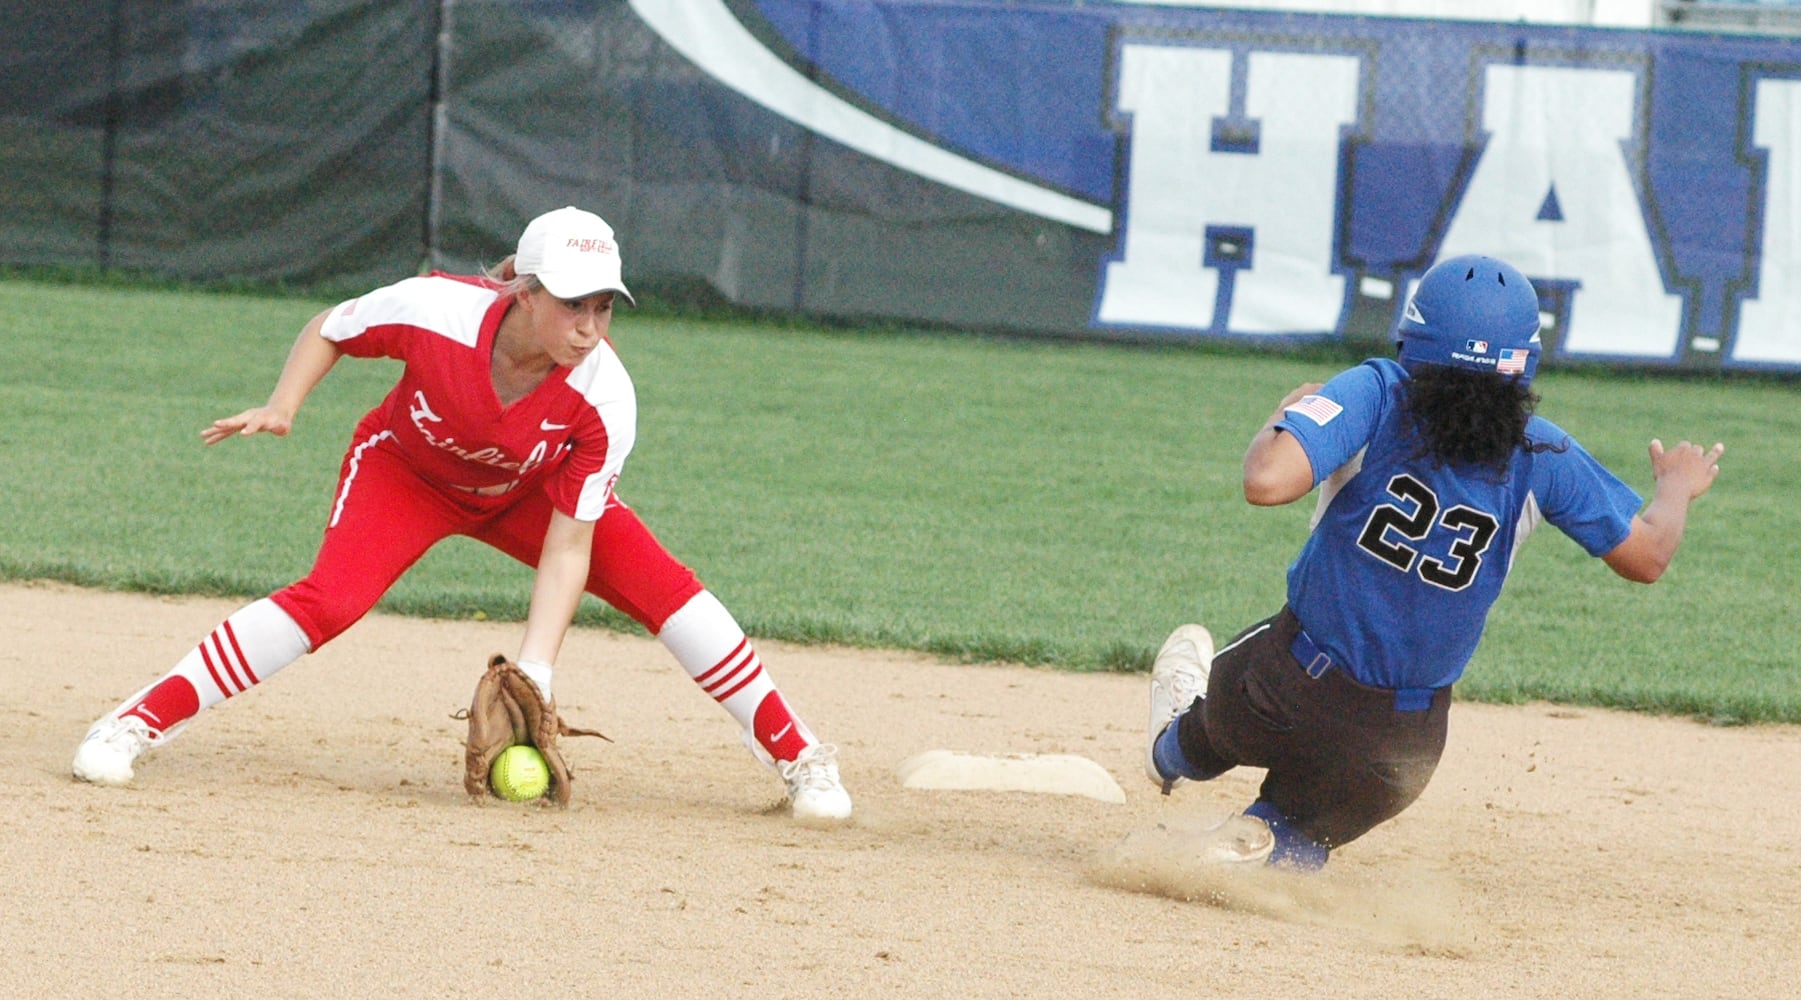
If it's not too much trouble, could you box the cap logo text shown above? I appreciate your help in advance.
[563,237,616,255]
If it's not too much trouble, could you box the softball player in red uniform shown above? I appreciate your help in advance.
[71,206,851,821]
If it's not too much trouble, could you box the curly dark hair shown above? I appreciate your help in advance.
[1400,363,1541,474]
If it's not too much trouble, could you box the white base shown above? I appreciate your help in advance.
[896,750,1126,804]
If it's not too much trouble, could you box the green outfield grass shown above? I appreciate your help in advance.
[3,275,1796,723]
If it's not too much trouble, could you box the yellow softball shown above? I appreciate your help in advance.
[490,744,550,801]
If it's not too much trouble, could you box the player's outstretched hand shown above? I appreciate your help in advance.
[1648,439,1724,501]
[201,406,294,445]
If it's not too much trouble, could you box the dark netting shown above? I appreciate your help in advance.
[0,0,432,290]
[431,0,1105,334]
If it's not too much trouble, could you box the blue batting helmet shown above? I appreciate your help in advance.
[1396,255,1543,385]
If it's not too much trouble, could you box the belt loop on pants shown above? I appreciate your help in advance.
[1290,626,1335,679]
[1289,625,1439,712]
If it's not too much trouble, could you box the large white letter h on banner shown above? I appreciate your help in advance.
[1098,44,1358,335]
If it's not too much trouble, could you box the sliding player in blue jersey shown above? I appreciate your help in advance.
[1145,254,1724,869]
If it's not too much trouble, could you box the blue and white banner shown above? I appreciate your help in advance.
[627,0,1801,372]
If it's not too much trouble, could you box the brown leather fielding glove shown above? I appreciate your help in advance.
[462,654,607,806]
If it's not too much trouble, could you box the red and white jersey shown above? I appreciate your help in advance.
[319,273,636,522]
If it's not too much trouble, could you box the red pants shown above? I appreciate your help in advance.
[272,432,701,649]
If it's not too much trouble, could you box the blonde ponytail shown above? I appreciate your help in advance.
[482,255,542,298]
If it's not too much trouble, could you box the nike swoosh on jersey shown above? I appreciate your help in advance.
[540,419,571,431]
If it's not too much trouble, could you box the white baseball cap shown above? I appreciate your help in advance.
[513,206,636,305]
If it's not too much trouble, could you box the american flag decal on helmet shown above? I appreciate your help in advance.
[1497,348,1529,375]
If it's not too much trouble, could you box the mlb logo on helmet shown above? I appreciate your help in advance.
[1396,254,1543,385]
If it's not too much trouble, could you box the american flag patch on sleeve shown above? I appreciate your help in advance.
[1497,348,1529,375]
[1285,394,1344,426]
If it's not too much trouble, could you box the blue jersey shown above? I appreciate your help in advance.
[1275,359,1642,690]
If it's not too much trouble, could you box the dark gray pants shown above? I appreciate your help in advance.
[1175,606,1451,849]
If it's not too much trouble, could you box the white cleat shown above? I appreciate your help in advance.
[1146,624,1214,793]
[72,716,158,786]
[780,743,852,822]
[1199,813,1276,866]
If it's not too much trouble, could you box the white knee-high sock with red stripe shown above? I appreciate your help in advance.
[656,591,816,764]
[110,599,311,740]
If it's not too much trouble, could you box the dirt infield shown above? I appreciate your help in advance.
[9,581,1798,999]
